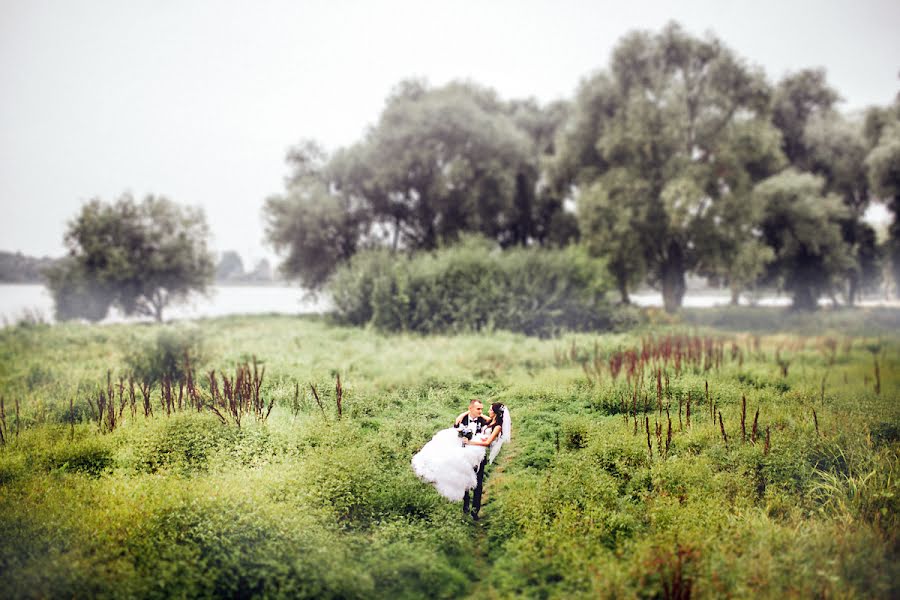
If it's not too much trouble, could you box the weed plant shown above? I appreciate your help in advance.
[0,312,897,598]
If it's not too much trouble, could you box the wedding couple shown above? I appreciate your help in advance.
[411,399,511,519]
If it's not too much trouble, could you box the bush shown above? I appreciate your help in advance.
[39,437,114,477]
[329,238,622,336]
[125,326,204,383]
[132,415,234,474]
[127,498,374,599]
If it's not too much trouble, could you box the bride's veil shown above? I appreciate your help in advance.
[488,406,511,464]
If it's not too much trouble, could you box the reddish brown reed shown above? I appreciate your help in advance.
[741,395,746,443]
[718,411,728,449]
[751,407,759,444]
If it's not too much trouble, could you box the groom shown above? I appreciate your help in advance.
[454,398,489,520]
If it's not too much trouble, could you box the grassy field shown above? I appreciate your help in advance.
[0,310,898,598]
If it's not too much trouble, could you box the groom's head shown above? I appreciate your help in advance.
[468,399,483,419]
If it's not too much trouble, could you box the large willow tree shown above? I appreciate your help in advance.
[557,22,782,312]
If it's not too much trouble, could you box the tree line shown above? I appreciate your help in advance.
[264,22,900,312]
[47,22,900,321]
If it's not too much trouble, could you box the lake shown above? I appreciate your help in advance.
[2,283,896,326]
[0,283,329,326]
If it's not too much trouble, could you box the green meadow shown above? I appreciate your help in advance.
[0,310,898,598]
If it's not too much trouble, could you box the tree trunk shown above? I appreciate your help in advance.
[660,243,686,314]
[791,285,818,311]
[729,284,740,306]
[846,272,858,307]
[616,273,631,305]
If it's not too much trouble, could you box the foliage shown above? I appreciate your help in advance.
[556,22,780,312]
[125,326,205,384]
[0,314,898,598]
[771,68,840,166]
[756,170,853,310]
[263,149,370,288]
[215,250,244,281]
[264,84,576,288]
[329,238,621,336]
[0,251,60,283]
[44,194,214,322]
[866,116,900,294]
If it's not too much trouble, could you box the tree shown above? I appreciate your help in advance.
[336,81,538,250]
[263,139,371,289]
[771,69,840,166]
[265,83,574,288]
[556,22,777,312]
[216,251,245,281]
[46,194,214,322]
[802,110,880,304]
[576,173,647,303]
[756,170,853,310]
[865,101,900,296]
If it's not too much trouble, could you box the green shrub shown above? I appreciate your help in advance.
[125,326,204,383]
[132,415,235,474]
[39,436,114,476]
[127,498,374,599]
[329,239,624,336]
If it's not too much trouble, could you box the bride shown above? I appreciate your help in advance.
[411,402,511,501]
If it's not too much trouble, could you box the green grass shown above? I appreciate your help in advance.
[0,312,898,598]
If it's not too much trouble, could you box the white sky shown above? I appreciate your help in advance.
[1,0,898,265]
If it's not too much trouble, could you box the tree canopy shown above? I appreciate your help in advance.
[263,81,575,289]
[556,22,780,311]
[46,194,214,322]
[260,22,898,310]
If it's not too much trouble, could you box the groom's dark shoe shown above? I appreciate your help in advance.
[470,510,479,521]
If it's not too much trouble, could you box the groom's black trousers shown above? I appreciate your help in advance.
[463,455,488,515]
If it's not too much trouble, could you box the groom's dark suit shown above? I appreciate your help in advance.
[456,414,489,518]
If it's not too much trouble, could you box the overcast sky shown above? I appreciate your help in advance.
[1,0,898,265]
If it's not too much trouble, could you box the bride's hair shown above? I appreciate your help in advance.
[490,402,505,427]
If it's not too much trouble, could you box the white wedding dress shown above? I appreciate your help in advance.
[412,408,511,502]
[411,427,491,501]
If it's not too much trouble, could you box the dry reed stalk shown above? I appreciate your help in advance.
[310,383,326,418]
[106,389,116,432]
[718,411,728,449]
[645,416,652,459]
[140,380,152,417]
[686,391,691,429]
[666,416,672,458]
[70,395,74,441]
[705,381,710,420]
[0,396,5,446]
[96,390,107,431]
[678,394,683,431]
[813,409,819,437]
[334,373,344,421]
[751,407,759,444]
[656,369,662,414]
[655,420,662,456]
[117,377,127,421]
[128,377,136,418]
[820,374,828,404]
[741,395,747,442]
[874,356,881,395]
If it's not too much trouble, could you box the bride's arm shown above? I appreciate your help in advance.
[465,426,501,447]
[453,411,468,426]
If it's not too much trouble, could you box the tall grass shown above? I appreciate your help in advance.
[0,313,897,598]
